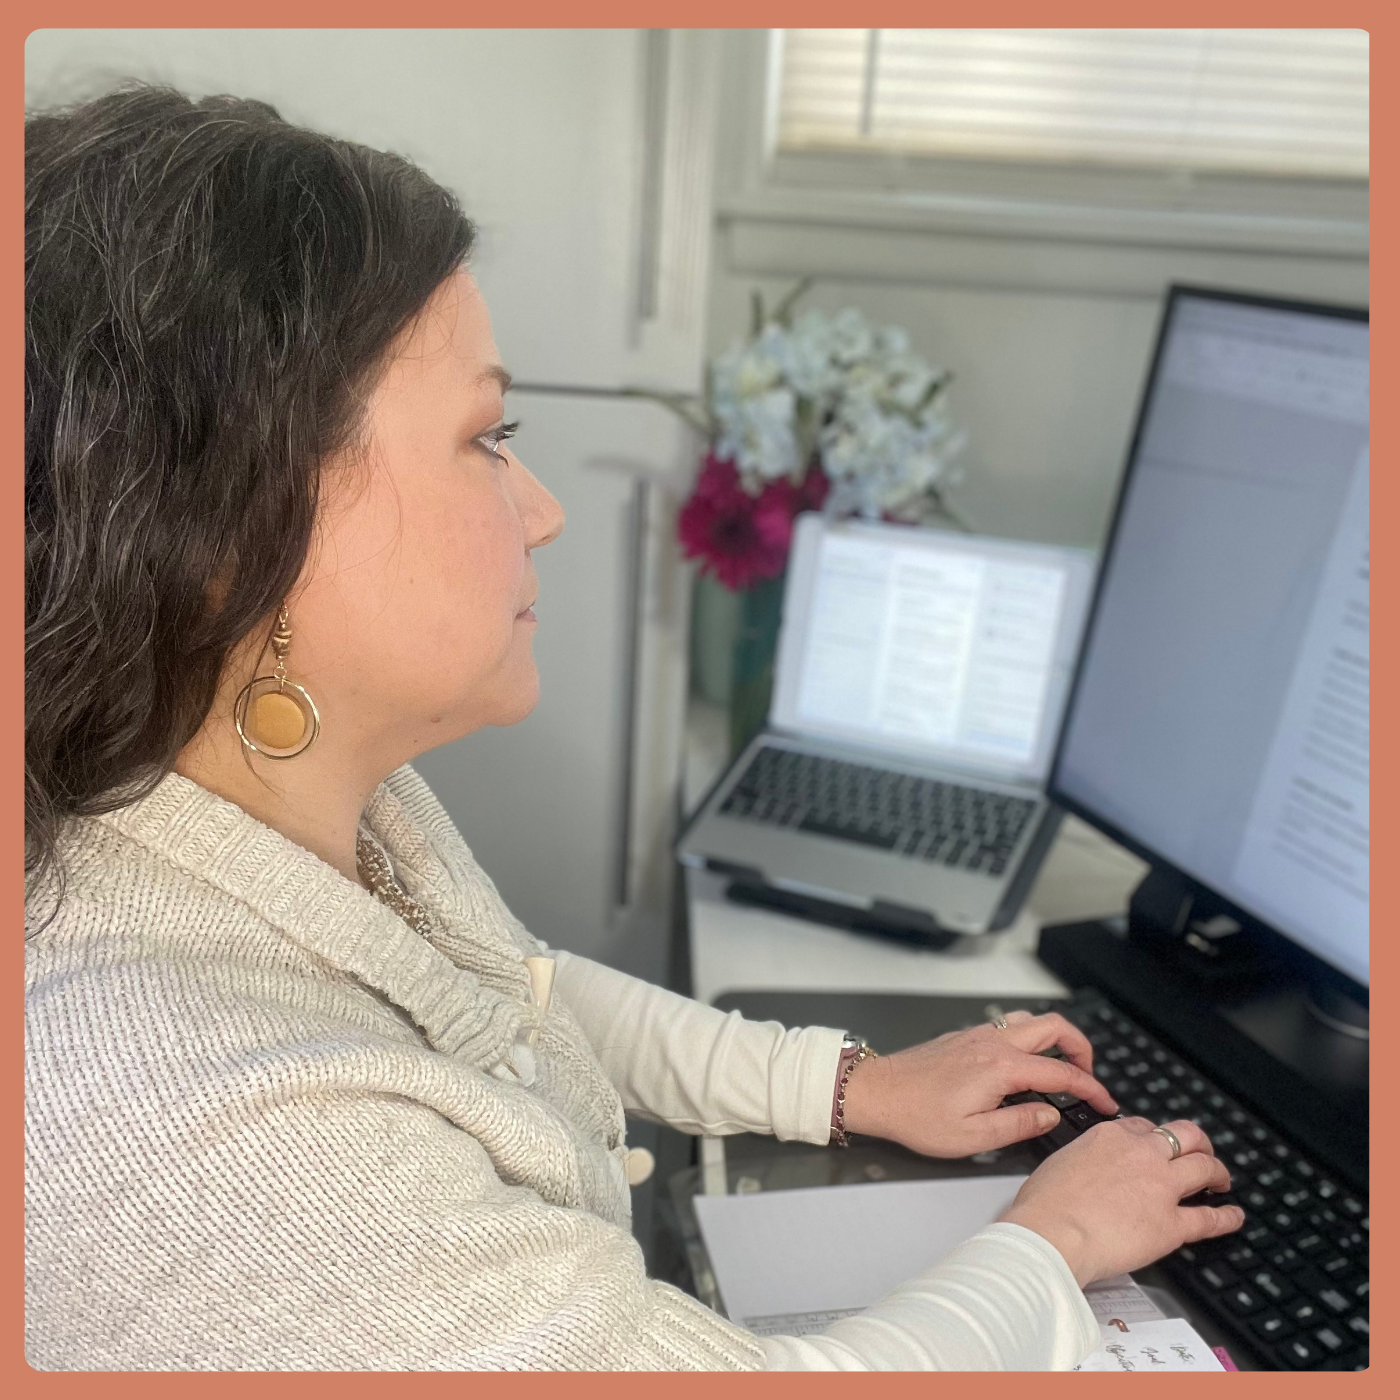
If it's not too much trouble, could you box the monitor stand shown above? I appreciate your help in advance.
[1305,983,1369,1040]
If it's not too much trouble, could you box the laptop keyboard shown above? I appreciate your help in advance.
[716,745,1036,875]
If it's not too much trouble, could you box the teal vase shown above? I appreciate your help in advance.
[689,572,741,707]
[728,571,787,757]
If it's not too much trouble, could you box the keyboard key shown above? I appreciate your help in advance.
[1314,1325,1348,1354]
[1275,1336,1321,1368]
[1286,1298,1322,1326]
[1318,1288,1351,1315]
[1347,1314,1368,1339]
[1251,1270,1294,1303]
[1223,1284,1263,1316]
[1249,1312,1293,1343]
[1195,1263,1236,1291]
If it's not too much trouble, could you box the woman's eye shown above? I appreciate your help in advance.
[478,420,520,459]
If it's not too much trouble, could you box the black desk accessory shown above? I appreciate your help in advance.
[722,877,959,951]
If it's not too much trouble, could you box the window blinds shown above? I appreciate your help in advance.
[777,29,1368,178]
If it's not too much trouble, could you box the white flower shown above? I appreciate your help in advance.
[703,300,966,506]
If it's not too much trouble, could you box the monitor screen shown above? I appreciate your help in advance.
[772,518,1095,782]
[1051,289,1369,989]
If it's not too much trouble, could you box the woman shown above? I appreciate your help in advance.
[24,84,1243,1371]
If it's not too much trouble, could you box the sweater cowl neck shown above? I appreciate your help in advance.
[92,764,535,1067]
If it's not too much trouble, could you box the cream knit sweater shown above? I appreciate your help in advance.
[25,764,1098,1370]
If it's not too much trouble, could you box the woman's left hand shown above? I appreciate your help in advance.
[838,1010,1119,1158]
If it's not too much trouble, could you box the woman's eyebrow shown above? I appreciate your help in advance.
[477,364,513,394]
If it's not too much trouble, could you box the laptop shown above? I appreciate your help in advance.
[677,514,1097,937]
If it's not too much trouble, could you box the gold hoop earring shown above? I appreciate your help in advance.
[233,603,321,759]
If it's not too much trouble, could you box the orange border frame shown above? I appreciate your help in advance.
[10,2,1387,1394]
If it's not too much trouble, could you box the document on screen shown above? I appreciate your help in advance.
[794,534,1067,764]
[1232,448,1369,983]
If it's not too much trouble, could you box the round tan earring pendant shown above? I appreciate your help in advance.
[234,676,321,759]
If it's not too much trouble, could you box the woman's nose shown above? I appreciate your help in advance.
[512,456,565,549]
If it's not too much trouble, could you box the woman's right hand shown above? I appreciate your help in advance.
[998,1116,1245,1287]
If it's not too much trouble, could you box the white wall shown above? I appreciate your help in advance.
[706,33,1369,552]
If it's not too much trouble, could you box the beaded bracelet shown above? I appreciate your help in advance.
[831,1042,877,1147]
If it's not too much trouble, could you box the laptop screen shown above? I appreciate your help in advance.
[770,517,1096,783]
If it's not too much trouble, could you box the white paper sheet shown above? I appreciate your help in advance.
[693,1178,1224,1368]
[692,1175,1028,1331]
[1084,1273,1167,1327]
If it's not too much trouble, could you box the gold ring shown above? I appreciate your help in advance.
[1152,1125,1183,1159]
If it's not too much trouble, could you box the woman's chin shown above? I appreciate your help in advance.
[480,664,541,729]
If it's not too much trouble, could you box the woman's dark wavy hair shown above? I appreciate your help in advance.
[25,83,476,917]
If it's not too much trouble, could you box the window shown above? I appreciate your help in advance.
[777,29,1368,180]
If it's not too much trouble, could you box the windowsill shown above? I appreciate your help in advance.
[716,182,1368,260]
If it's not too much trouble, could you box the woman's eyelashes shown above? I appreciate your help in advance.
[478,420,520,459]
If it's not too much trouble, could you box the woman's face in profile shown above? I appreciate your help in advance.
[294,268,564,756]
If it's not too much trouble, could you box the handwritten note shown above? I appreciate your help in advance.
[1075,1317,1226,1372]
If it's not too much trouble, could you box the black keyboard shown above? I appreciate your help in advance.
[717,745,1037,875]
[1005,989,1368,1371]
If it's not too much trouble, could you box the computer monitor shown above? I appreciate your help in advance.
[1050,285,1369,997]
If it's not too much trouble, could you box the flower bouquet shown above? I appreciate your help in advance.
[643,281,969,752]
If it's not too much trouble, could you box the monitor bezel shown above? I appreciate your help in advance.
[1046,282,1370,1004]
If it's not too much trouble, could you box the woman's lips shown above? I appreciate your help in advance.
[516,605,536,622]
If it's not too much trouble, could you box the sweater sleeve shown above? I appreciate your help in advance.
[551,947,845,1145]
[762,1224,1100,1370]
